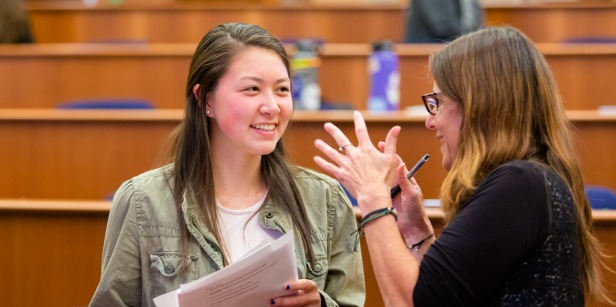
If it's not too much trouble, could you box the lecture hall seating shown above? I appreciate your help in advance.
[0,110,614,200]
[1,2,614,307]
[1,199,614,307]
[1,43,615,110]
[24,1,616,44]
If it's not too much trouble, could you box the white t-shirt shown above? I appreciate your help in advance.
[216,192,282,263]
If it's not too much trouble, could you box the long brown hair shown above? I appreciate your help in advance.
[430,26,610,302]
[169,23,314,265]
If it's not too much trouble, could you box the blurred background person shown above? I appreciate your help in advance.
[0,0,34,43]
[405,0,484,43]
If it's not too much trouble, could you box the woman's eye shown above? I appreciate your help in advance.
[278,86,290,93]
[245,86,259,92]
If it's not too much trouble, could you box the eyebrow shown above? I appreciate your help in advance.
[240,76,290,84]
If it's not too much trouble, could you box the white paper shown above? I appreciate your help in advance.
[154,231,298,307]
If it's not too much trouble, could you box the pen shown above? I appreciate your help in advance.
[390,154,430,199]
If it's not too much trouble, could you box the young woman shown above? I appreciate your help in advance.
[90,23,364,307]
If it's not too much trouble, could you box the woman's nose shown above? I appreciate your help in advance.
[425,114,436,130]
[260,91,280,116]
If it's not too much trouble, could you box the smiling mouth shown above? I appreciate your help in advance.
[251,124,276,131]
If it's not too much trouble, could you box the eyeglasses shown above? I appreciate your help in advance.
[422,92,440,115]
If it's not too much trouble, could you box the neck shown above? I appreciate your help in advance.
[212,149,266,210]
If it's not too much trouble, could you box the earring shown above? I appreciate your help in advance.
[206,110,211,115]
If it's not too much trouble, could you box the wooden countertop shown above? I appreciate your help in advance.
[2,198,614,222]
[0,109,614,122]
[24,1,616,11]
[1,42,615,57]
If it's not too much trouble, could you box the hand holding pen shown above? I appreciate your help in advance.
[390,154,430,199]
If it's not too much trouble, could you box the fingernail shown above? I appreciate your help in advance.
[270,299,275,305]
[285,284,291,290]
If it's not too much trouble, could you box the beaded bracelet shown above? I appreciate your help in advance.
[408,233,435,251]
[351,207,397,251]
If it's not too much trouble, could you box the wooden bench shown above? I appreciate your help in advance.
[1,199,614,307]
[0,109,614,200]
[25,1,616,44]
[1,43,614,110]
[25,2,405,44]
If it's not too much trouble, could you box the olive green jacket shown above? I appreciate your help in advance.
[89,165,365,307]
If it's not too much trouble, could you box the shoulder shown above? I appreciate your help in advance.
[465,160,551,217]
[493,160,545,175]
[483,160,548,190]
[127,164,174,190]
[110,164,176,222]
[115,164,174,199]
[291,166,352,210]
[292,166,341,188]
[292,167,349,200]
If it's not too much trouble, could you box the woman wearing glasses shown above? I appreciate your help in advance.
[313,26,612,306]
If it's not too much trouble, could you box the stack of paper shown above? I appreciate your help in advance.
[154,231,298,307]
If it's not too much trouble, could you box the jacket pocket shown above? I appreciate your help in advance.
[150,252,198,296]
[305,256,328,287]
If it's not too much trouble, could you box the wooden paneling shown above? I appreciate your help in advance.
[0,109,613,200]
[26,2,405,44]
[25,2,616,44]
[1,43,614,110]
[588,211,616,307]
[485,2,616,43]
[0,200,110,307]
[0,43,192,109]
[1,200,613,307]
[0,109,182,199]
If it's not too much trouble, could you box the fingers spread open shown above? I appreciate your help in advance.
[352,111,373,148]
[383,125,401,155]
[323,122,353,149]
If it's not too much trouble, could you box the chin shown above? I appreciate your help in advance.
[255,145,278,156]
[442,158,452,172]
[443,163,451,172]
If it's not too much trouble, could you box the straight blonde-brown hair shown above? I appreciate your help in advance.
[430,26,611,303]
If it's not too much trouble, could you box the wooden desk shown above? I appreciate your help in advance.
[1,43,615,110]
[485,2,616,44]
[26,2,406,44]
[0,109,181,199]
[0,109,614,200]
[1,199,614,307]
[0,199,110,307]
[25,2,616,44]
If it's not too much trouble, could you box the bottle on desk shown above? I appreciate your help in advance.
[292,39,322,111]
[83,0,124,6]
[367,40,400,111]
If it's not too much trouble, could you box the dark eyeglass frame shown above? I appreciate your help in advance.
[422,92,440,115]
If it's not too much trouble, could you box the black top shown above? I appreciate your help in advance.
[414,160,584,306]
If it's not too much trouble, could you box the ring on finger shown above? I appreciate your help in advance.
[338,143,352,152]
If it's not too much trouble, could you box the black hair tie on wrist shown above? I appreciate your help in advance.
[408,233,435,251]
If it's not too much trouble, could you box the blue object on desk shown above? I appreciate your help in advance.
[586,186,616,210]
[58,98,154,109]
[340,184,358,206]
[563,37,616,44]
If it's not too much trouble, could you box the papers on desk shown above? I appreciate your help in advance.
[599,105,616,115]
[153,231,298,307]
[423,199,441,208]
